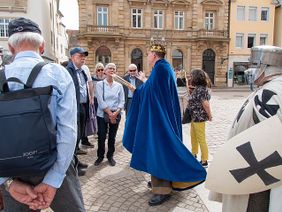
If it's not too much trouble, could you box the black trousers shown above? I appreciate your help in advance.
[96,116,120,159]
[76,103,87,150]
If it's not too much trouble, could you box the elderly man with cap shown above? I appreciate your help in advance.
[123,43,206,206]
[66,47,92,176]
[0,17,85,211]
[209,45,282,212]
[123,63,144,116]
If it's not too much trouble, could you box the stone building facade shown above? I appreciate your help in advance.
[77,0,229,86]
[0,0,68,63]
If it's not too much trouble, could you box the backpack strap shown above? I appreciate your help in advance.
[26,62,46,88]
[0,67,9,92]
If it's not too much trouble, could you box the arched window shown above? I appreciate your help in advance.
[172,49,183,70]
[131,48,143,72]
[95,46,111,64]
[202,49,215,84]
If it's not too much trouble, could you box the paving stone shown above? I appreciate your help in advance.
[42,91,249,212]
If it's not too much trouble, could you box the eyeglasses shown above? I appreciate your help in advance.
[97,69,104,72]
[129,69,136,72]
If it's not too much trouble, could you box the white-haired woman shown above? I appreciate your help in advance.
[94,63,125,166]
[92,62,105,112]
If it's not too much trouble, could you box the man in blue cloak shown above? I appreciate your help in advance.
[122,43,207,206]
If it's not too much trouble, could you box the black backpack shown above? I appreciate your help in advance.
[0,62,57,177]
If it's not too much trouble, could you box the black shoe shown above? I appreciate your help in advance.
[200,161,208,168]
[78,169,86,176]
[147,181,152,189]
[81,140,94,148]
[194,154,197,159]
[94,158,103,166]
[77,149,87,155]
[78,161,88,169]
[108,157,116,166]
[148,194,171,206]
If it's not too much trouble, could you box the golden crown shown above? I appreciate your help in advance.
[150,44,166,54]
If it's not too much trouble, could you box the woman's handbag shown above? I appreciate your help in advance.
[85,104,97,136]
[182,107,192,124]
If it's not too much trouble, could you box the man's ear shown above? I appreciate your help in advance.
[39,41,45,55]
[8,43,15,55]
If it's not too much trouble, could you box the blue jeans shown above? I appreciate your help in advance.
[1,160,85,212]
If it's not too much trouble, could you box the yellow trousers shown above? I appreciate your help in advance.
[190,121,208,161]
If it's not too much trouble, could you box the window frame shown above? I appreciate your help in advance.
[174,11,184,30]
[204,11,215,30]
[131,8,143,28]
[237,6,245,21]
[247,33,256,48]
[248,6,257,21]
[0,18,11,38]
[235,33,244,48]
[259,34,268,45]
[97,6,108,26]
[261,7,269,21]
[153,10,164,29]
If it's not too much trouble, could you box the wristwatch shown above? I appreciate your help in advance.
[4,179,13,191]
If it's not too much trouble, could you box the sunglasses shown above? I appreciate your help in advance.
[97,69,104,72]
[129,69,136,72]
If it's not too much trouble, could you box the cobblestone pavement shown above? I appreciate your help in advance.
[76,91,251,212]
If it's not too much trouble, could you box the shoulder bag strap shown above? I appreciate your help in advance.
[0,67,8,92]
[103,81,105,101]
[26,62,46,88]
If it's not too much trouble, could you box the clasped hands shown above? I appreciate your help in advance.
[8,179,57,210]
[107,111,119,124]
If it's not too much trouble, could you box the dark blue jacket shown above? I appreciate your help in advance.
[66,61,88,113]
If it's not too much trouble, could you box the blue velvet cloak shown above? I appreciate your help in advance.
[123,59,206,183]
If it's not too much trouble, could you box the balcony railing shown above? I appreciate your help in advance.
[85,25,228,40]
[86,25,120,35]
[197,29,228,38]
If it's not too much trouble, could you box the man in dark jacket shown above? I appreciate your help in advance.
[123,64,143,116]
[66,47,90,176]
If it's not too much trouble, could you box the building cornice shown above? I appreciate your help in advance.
[200,0,224,6]
[0,6,27,12]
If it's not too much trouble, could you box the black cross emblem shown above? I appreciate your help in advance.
[254,89,279,118]
[230,142,282,186]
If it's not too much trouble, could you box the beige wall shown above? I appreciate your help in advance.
[228,0,276,77]
[274,6,282,47]
[229,0,275,57]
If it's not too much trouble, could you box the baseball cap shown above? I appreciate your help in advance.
[70,47,88,57]
[8,17,41,37]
